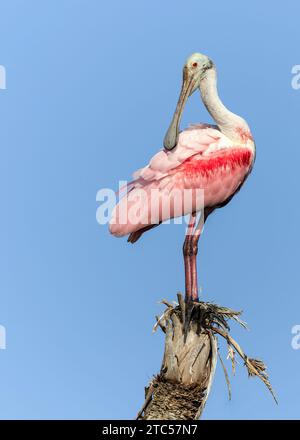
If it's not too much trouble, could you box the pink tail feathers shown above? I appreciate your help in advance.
[109,185,159,238]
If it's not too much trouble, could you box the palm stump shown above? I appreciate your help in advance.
[137,294,276,420]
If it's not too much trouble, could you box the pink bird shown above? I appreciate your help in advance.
[109,53,255,305]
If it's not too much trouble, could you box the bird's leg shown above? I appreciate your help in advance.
[183,209,212,339]
[190,208,214,300]
[183,213,196,300]
[183,213,198,339]
[190,213,205,301]
[183,236,192,299]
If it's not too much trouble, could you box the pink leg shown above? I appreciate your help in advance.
[183,213,197,300]
[190,214,205,301]
[184,208,212,302]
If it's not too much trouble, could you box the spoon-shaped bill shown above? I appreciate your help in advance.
[163,67,196,151]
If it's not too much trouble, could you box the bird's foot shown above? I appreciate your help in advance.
[183,296,199,342]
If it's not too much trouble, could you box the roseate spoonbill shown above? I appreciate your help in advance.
[109,53,255,304]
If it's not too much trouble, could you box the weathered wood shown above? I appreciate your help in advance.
[137,296,217,420]
[137,295,276,420]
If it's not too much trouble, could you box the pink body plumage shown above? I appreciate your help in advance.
[109,124,255,239]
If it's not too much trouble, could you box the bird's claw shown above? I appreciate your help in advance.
[183,298,197,342]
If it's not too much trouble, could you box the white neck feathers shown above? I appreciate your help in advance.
[199,67,250,143]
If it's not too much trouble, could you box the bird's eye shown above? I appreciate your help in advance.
[192,62,198,67]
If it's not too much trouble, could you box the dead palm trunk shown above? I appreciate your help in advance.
[137,294,276,420]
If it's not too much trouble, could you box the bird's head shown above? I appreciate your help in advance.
[163,53,214,151]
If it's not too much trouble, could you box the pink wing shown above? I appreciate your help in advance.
[109,125,253,237]
[133,124,220,181]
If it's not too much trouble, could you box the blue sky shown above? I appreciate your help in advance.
[0,0,299,419]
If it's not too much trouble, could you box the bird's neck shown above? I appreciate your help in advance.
[199,67,251,143]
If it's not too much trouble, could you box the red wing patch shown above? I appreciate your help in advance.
[178,148,253,178]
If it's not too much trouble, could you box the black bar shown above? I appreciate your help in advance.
[0,420,298,439]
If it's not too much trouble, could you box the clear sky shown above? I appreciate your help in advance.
[0,0,299,420]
